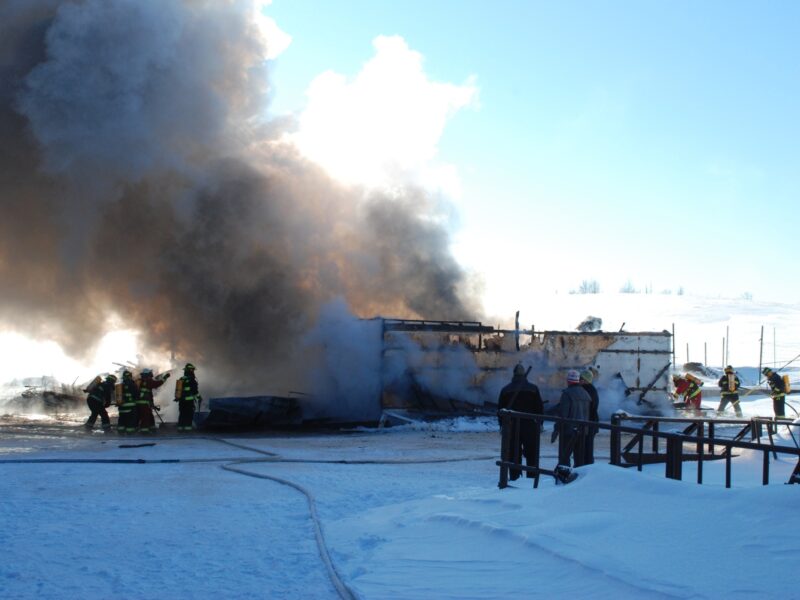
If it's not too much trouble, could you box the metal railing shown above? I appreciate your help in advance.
[497,409,800,489]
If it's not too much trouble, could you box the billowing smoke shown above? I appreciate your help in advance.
[0,0,481,402]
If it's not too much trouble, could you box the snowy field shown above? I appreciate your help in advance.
[2,407,799,600]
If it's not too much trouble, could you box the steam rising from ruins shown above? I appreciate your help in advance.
[0,0,481,399]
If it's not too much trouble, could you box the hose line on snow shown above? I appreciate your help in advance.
[222,461,357,600]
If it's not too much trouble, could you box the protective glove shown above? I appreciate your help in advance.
[550,428,558,444]
[154,405,161,411]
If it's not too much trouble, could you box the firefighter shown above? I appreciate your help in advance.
[137,369,170,433]
[118,370,140,434]
[762,367,786,418]
[497,363,544,481]
[83,374,116,431]
[175,363,201,432]
[672,374,702,411]
[717,366,743,417]
[552,370,591,469]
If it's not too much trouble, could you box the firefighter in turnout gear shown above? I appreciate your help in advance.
[84,374,116,431]
[717,366,743,417]
[118,370,140,434]
[762,367,787,418]
[672,374,702,411]
[137,369,169,433]
[175,363,200,432]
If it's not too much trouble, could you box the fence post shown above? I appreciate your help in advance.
[498,413,510,489]
[725,449,732,488]
[697,422,704,484]
[763,449,770,486]
[666,435,683,480]
[652,421,659,454]
[708,421,715,455]
[610,414,621,466]
[532,417,542,489]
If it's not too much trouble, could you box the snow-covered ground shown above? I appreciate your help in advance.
[3,293,800,599]
[2,411,799,599]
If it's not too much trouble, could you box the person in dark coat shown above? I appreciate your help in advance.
[497,363,544,480]
[84,374,116,431]
[579,370,600,464]
[763,367,786,418]
[552,369,591,468]
[717,366,742,417]
[175,363,201,432]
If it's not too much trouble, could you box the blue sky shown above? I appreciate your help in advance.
[265,1,800,314]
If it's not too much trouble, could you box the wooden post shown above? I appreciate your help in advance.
[499,415,510,489]
[610,414,621,466]
[672,323,676,369]
[722,338,725,371]
[726,325,730,366]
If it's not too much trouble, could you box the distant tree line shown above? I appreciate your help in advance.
[570,280,686,295]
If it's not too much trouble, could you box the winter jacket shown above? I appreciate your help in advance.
[121,377,140,405]
[138,375,167,405]
[89,379,116,407]
[581,382,600,422]
[497,375,544,426]
[176,374,199,401]
[557,384,591,423]
[718,374,741,396]
[767,372,786,398]
[675,377,702,402]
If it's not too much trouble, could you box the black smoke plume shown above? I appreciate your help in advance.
[0,0,480,396]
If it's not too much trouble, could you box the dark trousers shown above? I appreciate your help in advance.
[718,394,742,417]
[558,426,587,467]
[178,400,195,429]
[118,405,137,432]
[138,404,155,430]
[86,397,110,427]
[773,397,786,418]
[509,421,537,480]
[583,430,596,465]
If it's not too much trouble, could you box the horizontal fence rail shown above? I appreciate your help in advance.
[497,409,800,489]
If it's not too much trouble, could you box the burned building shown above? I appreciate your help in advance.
[376,317,673,422]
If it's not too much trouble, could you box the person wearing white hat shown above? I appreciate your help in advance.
[552,369,591,469]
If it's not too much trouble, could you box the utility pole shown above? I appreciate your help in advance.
[758,325,764,385]
[686,343,690,364]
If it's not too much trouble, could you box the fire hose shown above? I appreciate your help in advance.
[0,433,501,600]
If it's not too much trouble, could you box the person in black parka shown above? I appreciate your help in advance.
[497,363,544,480]
[579,370,600,465]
